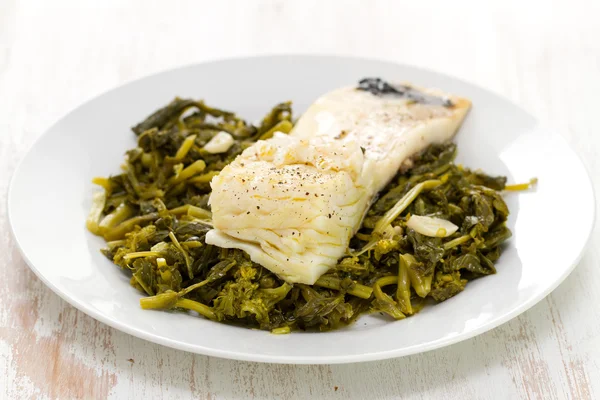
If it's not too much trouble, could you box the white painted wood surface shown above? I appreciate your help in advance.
[1,0,599,398]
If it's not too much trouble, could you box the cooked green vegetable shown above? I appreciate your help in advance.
[88,98,515,332]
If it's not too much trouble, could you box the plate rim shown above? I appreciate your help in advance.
[7,54,597,364]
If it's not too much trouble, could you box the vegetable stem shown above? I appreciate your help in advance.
[443,234,472,250]
[375,276,399,287]
[314,276,373,299]
[168,204,192,215]
[168,160,207,185]
[397,255,413,315]
[91,177,112,191]
[402,254,432,298]
[103,213,159,241]
[99,202,135,233]
[354,232,372,241]
[187,205,212,220]
[374,179,442,234]
[170,204,212,221]
[182,241,203,249]
[175,299,217,320]
[354,179,443,256]
[140,291,178,309]
[139,292,216,321]
[505,177,538,191]
[156,258,167,268]
[188,171,220,184]
[106,239,126,248]
[171,134,197,161]
[271,326,291,334]
[258,120,294,140]
[123,251,163,260]
[169,231,194,279]
[86,191,106,235]
[372,277,405,320]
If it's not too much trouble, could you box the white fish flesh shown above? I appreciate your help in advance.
[206,79,471,284]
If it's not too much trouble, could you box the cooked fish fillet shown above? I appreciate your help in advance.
[206,79,471,284]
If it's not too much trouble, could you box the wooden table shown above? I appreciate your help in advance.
[1,1,599,398]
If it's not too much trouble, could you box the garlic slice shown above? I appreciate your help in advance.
[406,215,458,238]
[204,131,234,154]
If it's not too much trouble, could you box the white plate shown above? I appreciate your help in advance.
[8,56,595,364]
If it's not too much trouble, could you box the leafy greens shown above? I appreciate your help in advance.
[87,97,514,332]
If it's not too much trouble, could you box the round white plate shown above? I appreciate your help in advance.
[8,56,595,364]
